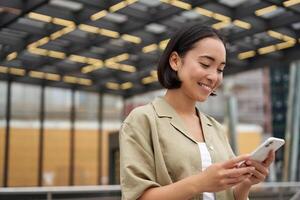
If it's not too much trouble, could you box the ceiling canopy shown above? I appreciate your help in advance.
[0,0,299,97]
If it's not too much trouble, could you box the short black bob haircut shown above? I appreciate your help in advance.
[157,23,226,95]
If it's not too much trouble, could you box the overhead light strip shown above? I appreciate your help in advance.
[255,5,278,16]
[6,52,18,61]
[0,66,25,76]
[238,51,256,60]
[283,0,300,7]
[160,0,192,10]
[91,0,138,21]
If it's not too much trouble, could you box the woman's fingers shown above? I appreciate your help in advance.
[262,150,275,167]
[224,174,251,185]
[224,166,255,178]
[222,155,250,168]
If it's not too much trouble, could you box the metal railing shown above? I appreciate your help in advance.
[0,185,121,200]
[0,182,300,200]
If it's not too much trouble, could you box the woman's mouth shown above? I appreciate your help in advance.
[197,82,213,92]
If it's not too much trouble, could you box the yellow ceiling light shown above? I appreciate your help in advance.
[121,34,142,44]
[45,73,61,81]
[267,30,283,40]
[28,48,48,56]
[212,21,230,30]
[0,66,8,73]
[81,65,95,73]
[213,13,231,22]
[121,82,133,90]
[170,0,192,10]
[50,30,64,40]
[29,70,45,79]
[106,53,129,63]
[276,40,296,50]
[48,50,66,59]
[142,43,158,53]
[50,26,75,40]
[9,68,25,76]
[142,76,156,84]
[194,7,214,17]
[61,25,76,34]
[126,0,138,4]
[27,41,39,49]
[78,78,92,86]
[87,58,103,65]
[258,45,276,55]
[151,70,158,78]
[110,1,127,12]
[282,35,296,42]
[78,24,99,33]
[27,12,52,22]
[37,37,50,46]
[52,18,75,27]
[159,39,170,50]
[69,54,87,63]
[283,0,300,7]
[238,50,256,60]
[6,52,18,61]
[120,64,136,73]
[255,5,278,16]
[99,28,120,38]
[63,76,77,84]
[115,53,130,62]
[233,20,251,29]
[81,62,103,73]
[106,82,120,90]
[90,10,108,21]
[105,61,120,70]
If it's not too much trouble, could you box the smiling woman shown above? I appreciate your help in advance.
[119,23,275,200]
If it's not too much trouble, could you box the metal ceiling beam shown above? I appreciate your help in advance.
[0,0,49,28]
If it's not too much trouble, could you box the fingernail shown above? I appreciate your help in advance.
[246,161,251,165]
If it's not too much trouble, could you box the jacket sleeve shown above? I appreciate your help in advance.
[119,115,160,200]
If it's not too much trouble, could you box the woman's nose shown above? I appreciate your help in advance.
[206,70,219,83]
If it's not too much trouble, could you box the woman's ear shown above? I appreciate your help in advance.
[169,52,182,72]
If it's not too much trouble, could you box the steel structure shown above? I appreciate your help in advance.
[0,0,300,98]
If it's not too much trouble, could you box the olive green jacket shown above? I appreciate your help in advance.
[120,97,237,200]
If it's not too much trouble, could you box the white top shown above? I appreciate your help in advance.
[198,142,215,200]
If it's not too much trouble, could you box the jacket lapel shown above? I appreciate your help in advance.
[152,97,197,143]
[198,110,213,144]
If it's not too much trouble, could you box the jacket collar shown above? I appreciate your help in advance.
[152,97,213,143]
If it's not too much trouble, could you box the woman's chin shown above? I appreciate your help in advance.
[195,95,209,102]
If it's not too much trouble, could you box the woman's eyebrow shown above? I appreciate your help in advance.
[199,55,226,65]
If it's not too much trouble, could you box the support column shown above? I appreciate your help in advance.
[283,60,300,181]
[98,93,103,185]
[3,80,11,187]
[38,84,45,186]
[69,89,76,185]
[224,82,239,155]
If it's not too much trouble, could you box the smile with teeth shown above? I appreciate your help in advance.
[198,82,213,92]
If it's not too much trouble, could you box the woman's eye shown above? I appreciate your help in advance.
[217,69,224,73]
[200,63,209,68]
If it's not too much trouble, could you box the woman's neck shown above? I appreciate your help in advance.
[164,89,196,116]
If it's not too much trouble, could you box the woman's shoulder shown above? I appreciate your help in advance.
[123,103,155,124]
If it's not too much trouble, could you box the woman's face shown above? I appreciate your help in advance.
[170,37,226,102]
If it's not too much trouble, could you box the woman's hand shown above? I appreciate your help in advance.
[240,150,275,187]
[197,155,255,193]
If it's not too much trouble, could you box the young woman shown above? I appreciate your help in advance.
[119,24,274,200]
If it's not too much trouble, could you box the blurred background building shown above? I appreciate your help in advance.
[0,0,300,199]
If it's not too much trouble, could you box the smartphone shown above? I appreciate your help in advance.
[239,137,285,167]
[248,137,285,162]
